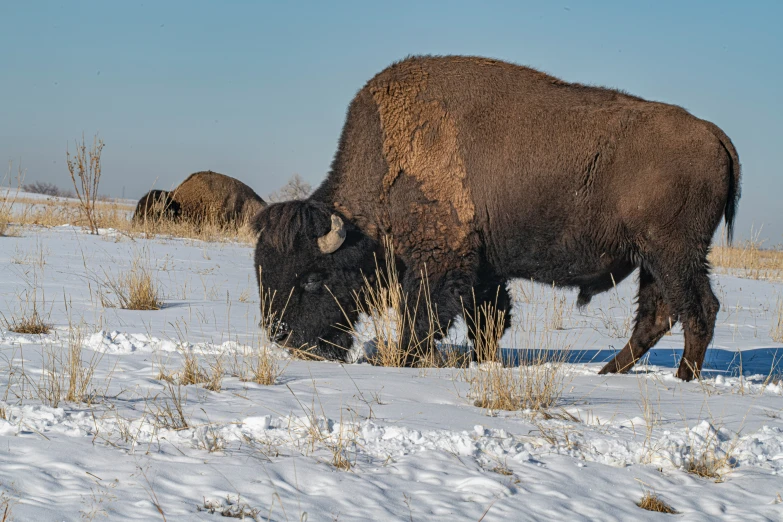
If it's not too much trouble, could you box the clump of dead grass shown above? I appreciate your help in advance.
[100,248,162,310]
[1,263,51,335]
[2,307,51,335]
[468,287,577,413]
[178,351,208,386]
[679,419,739,483]
[685,448,736,482]
[239,346,286,386]
[637,491,677,514]
[151,379,190,430]
[470,348,573,412]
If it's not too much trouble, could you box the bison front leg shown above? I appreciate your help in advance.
[397,269,469,366]
[599,268,675,375]
[464,282,512,363]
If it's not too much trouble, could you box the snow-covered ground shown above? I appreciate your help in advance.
[1,224,782,521]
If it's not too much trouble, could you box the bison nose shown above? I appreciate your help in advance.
[267,319,290,343]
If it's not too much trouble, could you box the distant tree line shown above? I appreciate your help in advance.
[22,181,75,198]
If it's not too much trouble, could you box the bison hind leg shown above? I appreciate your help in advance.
[598,267,675,375]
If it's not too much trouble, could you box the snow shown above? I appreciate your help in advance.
[1,225,783,520]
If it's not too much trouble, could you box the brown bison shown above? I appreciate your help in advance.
[252,55,740,381]
[133,171,266,227]
[132,189,180,223]
[171,171,266,226]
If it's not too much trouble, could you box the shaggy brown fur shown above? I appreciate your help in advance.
[171,171,266,226]
[259,55,740,379]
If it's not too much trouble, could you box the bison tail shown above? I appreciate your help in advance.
[705,122,741,244]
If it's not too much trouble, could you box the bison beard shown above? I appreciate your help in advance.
[253,55,740,381]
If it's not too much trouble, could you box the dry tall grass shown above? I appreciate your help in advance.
[100,248,162,310]
[771,297,783,343]
[1,262,51,335]
[339,237,445,367]
[710,228,783,281]
[468,282,577,413]
[29,320,104,407]
[0,161,24,237]
[7,189,257,245]
[130,204,258,244]
[237,346,285,386]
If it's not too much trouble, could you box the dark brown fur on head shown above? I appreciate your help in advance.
[132,189,180,222]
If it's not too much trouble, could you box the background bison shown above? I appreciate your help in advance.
[132,171,266,228]
[172,170,266,227]
[253,55,740,381]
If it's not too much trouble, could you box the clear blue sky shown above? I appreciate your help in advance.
[1,1,780,242]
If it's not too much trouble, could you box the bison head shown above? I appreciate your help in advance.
[252,200,377,360]
[132,190,180,223]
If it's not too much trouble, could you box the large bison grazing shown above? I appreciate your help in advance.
[253,55,740,380]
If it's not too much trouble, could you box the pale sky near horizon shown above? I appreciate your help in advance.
[1,1,781,242]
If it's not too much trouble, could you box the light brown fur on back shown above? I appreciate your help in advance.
[368,61,475,254]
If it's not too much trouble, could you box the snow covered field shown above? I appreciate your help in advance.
[1,224,782,521]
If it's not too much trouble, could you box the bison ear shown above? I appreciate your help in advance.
[317,214,346,254]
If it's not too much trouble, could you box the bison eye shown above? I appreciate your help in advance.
[302,273,323,292]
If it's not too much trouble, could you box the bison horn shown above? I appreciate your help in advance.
[317,214,346,254]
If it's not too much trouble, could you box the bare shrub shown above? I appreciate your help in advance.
[66,133,104,234]
[1,490,17,522]
[266,173,312,202]
[22,181,68,197]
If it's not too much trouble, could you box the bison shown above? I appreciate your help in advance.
[252,55,740,381]
[171,171,267,227]
[132,189,180,223]
[133,172,266,228]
